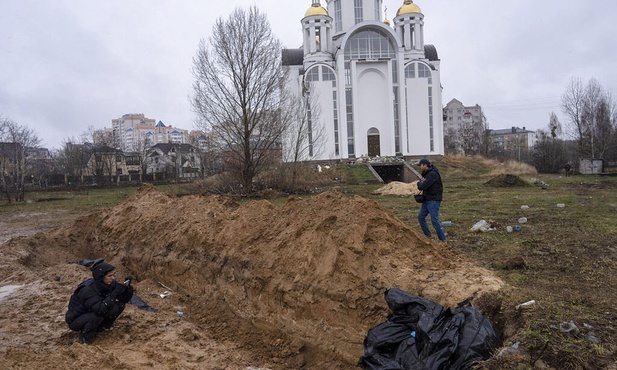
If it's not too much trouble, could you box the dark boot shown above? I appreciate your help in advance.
[79,330,94,345]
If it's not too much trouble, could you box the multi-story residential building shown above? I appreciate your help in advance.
[111,113,189,152]
[93,127,117,147]
[443,98,484,133]
[489,126,537,161]
[188,130,209,152]
[442,98,486,154]
[282,0,444,161]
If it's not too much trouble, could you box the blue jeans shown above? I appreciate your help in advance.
[418,200,446,241]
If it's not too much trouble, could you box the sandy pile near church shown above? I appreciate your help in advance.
[0,184,503,369]
[373,181,420,196]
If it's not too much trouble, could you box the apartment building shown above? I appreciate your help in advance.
[489,126,537,161]
[111,113,188,152]
[442,98,486,154]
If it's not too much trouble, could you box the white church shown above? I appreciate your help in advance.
[282,0,444,161]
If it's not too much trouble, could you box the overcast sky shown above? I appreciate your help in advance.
[1,0,616,150]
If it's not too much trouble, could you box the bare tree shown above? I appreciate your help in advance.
[562,77,586,147]
[189,130,224,176]
[592,92,616,160]
[532,115,567,173]
[0,116,41,202]
[127,134,148,182]
[284,85,325,162]
[460,128,479,156]
[82,124,120,148]
[549,112,562,139]
[282,84,326,186]
[532,129,567,173]
[447,112,488,156]
[79,126,121,185]
[191,6,289,190]
[57,136,92,185]
[443,126,461,155]
[562,77,617,160]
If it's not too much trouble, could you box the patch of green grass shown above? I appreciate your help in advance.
[0,187,136,214]
[350,167,617,369]
[339,164,382,184]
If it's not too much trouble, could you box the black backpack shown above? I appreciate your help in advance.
[65,278,94,324]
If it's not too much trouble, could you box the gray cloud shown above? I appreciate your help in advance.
[1,0,615,149]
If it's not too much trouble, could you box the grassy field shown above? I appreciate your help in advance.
[2,157,616,369]
[341,157,617,369]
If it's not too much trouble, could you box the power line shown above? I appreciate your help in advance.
[482,97,561,109]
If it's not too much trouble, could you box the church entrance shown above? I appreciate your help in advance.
[367,128,380,157]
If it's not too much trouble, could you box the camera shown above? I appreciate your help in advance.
[123,275,134,286]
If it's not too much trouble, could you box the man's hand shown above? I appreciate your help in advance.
[124,275,134,286]
[110,281,126,300]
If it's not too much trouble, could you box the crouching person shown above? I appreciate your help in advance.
[65,261,134,344]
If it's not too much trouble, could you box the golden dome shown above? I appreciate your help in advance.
[305,2,328,17]
[396,0,422,16]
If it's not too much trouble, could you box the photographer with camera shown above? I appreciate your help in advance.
[416,158,447,245]
[65,261,134,344]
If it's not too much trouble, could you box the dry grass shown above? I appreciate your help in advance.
[439,154,538,178]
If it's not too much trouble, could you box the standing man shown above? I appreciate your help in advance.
[564,163,571,177]
[416,158,446,243]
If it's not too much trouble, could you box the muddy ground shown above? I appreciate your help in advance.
[0,185,504,369]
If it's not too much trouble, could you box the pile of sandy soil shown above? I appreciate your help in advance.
[372,181,420,196]
[0,185,504,369]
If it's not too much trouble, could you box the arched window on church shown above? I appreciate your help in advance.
[404,62,432,84]
[321,66,335,84]
[306,66,320,82]
[417,63,432,84]
[344,27,396,61]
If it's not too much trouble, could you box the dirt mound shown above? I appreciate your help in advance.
[484,174,530,187]
[438,155,538,178]
[373,181,420,196]
[0,184,504,369]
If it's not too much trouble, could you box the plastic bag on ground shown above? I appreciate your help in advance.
[470,220,489,232]
[359,288,501,370]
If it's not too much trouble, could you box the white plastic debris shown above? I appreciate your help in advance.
[470,220,489,232]
[521,205,529,209]
[515,300,536,310]
[559,320,580,336]
[557,203,565,208]
[159,290,172,299]
[518,217,527,224]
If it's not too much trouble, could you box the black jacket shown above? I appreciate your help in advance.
[66,278,133,324]
[417,165,443,202]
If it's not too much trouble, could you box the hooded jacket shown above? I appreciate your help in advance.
[65,262,133,324]
[417,165,443,202]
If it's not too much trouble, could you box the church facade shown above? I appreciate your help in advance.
[282,0,443,161]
